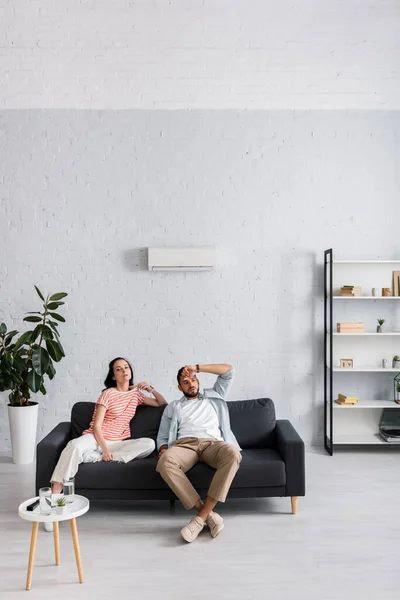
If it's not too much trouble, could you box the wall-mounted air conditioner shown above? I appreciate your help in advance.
[148,247,216,272]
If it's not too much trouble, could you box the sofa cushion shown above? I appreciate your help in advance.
[129,405,166,442]
[228,398,276,449]
[74,448,285,490]
[189,448,285,489]
[74,453,162,490]
[71,402,96,439]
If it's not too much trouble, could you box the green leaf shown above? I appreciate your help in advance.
[11,371,23,385]
[0,323,7,335]
[40,384,46,395]
[46,302,64,310]
[4,331,18,346]
[52,338,65,358]
[48,322,60,339]
[46,339,62,362]
[42,326,54,340]
[34,286,45,302]
[5,329,18,339]
[47,360,56,380]
[49,312,65,323]
[23,316,42,323]
[13,355,27,371]
[13,330,33,351]
[27,369,42,393]
[30,324,43,342]
[5,353,13,367]
[32,347,50,375]
[49,292,68,301]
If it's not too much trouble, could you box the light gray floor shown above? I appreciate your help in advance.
[0,448,399,600]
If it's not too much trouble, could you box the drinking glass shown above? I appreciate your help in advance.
[63,478,75,503]
[39,487,52,515]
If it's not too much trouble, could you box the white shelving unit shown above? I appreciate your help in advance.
[324,252,400,454]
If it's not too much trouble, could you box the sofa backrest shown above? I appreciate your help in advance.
[70,402,166,443]
[70,397,276,448]
[227,398,276,448]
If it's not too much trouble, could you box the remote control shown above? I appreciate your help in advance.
[26,499,40,512]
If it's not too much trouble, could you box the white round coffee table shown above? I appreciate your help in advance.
[18,494,89,590]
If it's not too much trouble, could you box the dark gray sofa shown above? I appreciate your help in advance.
[36,398,305,513]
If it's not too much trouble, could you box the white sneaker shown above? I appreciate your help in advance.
[206,511,224,538]
[44,522,54,533]
[180,516,205,543]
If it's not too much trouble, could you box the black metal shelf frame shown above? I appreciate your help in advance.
[324,249,333,455]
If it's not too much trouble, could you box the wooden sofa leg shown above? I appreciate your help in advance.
[291,496,298,515]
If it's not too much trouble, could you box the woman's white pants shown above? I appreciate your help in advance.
[51,434,155,484]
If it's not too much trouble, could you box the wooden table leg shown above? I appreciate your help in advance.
[26,521,39,590]
[53,521,60,565]
[69,518,84,583]
[291,496,298,515]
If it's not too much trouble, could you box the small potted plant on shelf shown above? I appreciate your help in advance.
[376,318,385,333]
[56,496,67,515]
[393,355,400,369]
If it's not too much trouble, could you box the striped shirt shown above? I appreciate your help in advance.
[83,388,145,441]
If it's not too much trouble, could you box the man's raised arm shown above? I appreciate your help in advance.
[181,363,234,400]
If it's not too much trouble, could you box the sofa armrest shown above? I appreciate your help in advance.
[35,423,72,494]
[275,420,305,496]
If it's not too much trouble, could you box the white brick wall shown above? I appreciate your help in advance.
[1,110,399,450]
[0,0,399,109]
[0,1,399,451]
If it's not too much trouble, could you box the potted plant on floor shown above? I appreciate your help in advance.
[0,286,67,464]
[393,355,400,369]
[376,319,385,333]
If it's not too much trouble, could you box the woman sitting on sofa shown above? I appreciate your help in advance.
[50,356,166,494]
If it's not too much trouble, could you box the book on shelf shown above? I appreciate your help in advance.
[379,430,400,444]
[393,271,400,297]
[335,394,359,405]
[340,285,361,297]
[337,322,365,333]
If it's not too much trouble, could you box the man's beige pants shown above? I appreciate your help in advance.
[156,437,242,510]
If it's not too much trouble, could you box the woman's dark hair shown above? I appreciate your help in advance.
[104,357,134,389]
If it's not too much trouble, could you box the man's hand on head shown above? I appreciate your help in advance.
[182,365,197,379]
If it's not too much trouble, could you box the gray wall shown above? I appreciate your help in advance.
[1,109,399,449]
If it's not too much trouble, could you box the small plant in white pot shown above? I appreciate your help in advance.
[56,496,67,514]
[376,318,385,333]
[0,286,67,464]
[393,355,400,369]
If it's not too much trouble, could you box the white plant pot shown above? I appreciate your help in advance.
[56,506,65,515]
[393,361,400,370]
[7,402,38,465]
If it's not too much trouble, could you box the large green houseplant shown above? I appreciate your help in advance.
[0,286,67,463]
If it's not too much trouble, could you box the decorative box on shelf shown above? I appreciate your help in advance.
[337,322,365,333]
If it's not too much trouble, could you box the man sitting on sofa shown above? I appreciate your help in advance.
[156,363,242,543]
